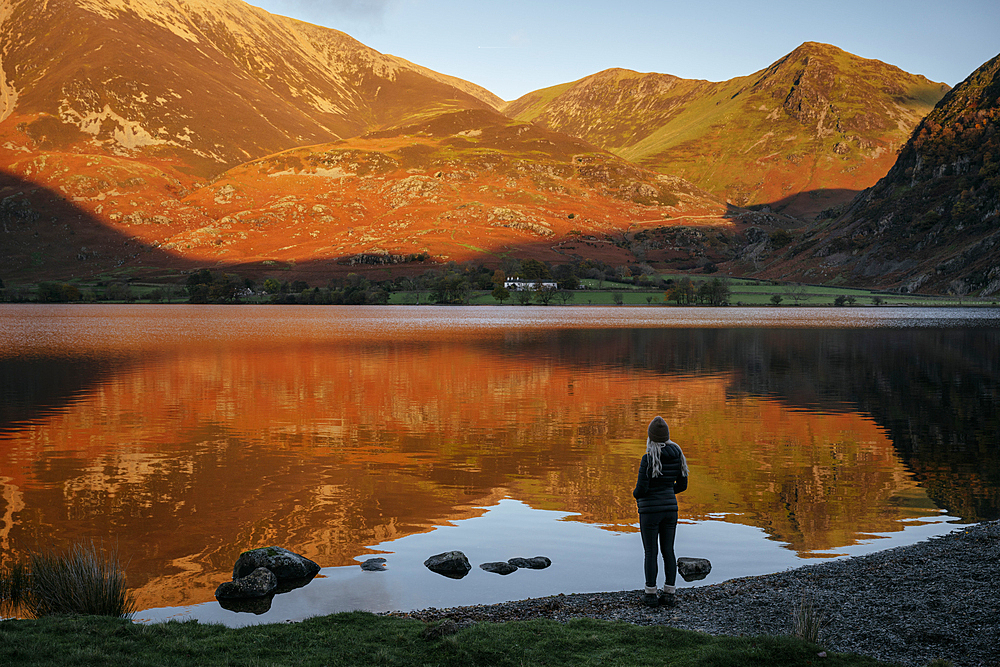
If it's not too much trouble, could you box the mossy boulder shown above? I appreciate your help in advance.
[215,567,277,600]
[233,546,320,581]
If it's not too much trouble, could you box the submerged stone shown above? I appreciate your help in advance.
[480,561,518,575]
[508,556,551,570]
[361,557,387,571]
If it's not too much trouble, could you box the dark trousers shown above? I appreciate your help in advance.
[639,510,678,589]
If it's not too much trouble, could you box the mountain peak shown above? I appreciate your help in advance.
[788,41,844,56]
[0,0,500,175]
[507,43,948,217]
[776,51,1000,294]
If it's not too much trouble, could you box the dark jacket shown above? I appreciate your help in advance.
[633,442,688,514]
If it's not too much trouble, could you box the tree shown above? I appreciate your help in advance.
[366,287,390,305]
[678,277,694,304]
[186,269,213,289]
[210,274,242,303]
[263,278,281,294]
[104,282,133,302]
[708,278,730,305]
[515,288,533,305]
[770,294,783,306]
[788,284,808,306]
[557,290,574,305]
[520,259,550,279]
[556,275,579,291]
[535,285,557,305]
[695,278,730,305]
[612,292,624,305]
[491,286,510,304]
[492,269,506,288]
[666,277,695,305]
[696,281,713,304]
[37,282,80,303]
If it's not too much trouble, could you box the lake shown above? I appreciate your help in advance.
[1,305,997,626]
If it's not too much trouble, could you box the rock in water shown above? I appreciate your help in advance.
[508,556,551,569]
[361,558,387,571]
[233,546,320,581]
[424,551,472,578]
[677,557,712,581]
[215,567,277,599]
[480,561,518,575]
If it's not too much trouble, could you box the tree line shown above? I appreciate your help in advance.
[1,258,734,305]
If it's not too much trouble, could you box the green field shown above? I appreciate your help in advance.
[4,275,998,308]
[390,277,998,307]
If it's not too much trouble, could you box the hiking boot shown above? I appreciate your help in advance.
[658,591,677,608]
[642,592,659,607]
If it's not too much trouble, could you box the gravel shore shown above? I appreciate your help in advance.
[389,520,999,667]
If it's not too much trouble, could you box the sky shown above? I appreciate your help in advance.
[250,0,1000,101]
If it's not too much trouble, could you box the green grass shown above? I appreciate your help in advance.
[0,612,896,667]
[390,285,999,307]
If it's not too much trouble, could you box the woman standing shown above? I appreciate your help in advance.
[633,415,689,607]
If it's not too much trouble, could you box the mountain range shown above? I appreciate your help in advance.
[0,0,996,295]
[506,42,948,220]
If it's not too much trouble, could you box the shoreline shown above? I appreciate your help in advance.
[388,519,999,667]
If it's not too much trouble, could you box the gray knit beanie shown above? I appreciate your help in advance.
[648,416,670,443]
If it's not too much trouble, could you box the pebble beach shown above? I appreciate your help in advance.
[390,520,1000,667]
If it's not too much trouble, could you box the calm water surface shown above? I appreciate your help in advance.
[1,305,998,626]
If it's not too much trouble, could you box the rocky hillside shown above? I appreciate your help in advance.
[2,107,747,280]
[770,53,1000,295]
[0,0,500,177]
[506,43,948,219]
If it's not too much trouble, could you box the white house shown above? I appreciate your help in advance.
[504,279,558,291]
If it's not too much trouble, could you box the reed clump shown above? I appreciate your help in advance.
[791,590,829,644]
[0,541,135,619]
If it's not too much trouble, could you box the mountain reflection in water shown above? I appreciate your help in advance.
[0,305,997,619]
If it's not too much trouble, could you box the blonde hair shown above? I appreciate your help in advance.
[645,437,689,478]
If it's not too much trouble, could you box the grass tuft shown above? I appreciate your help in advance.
[791,591,829,644]
[1,542,136,620]
[0,560,31,616]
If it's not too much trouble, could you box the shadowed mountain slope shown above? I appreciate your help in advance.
[0,168,199,279]
[506,43,948,219]
[772,53,1000,294]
